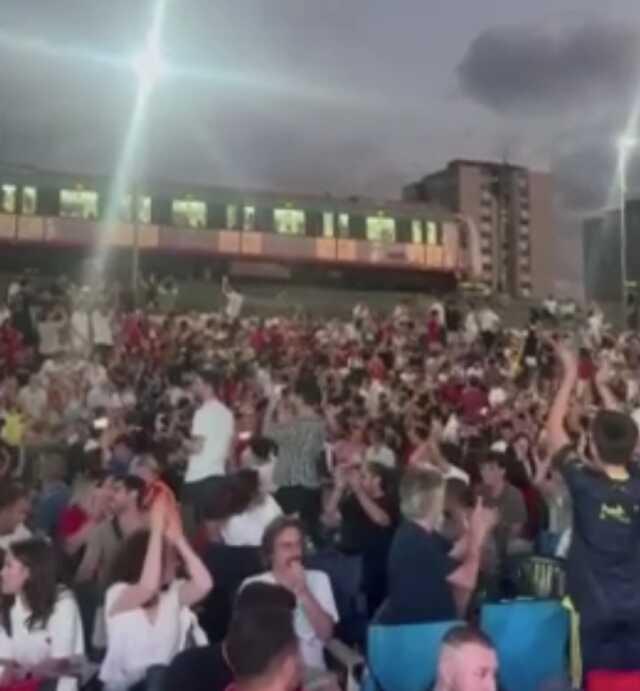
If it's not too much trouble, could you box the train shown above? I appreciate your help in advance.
[0,168,481,290]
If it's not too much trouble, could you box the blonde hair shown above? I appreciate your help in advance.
[400,467,445,525]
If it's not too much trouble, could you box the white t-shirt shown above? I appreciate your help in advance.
[92,311,114,347]
[0,589,84,691]
[100,580,203,691]
[479,309,500,333]
[71,311,91,350]
[222,495,282,547]
[18,385,47,420]
[38,320,62,356]
[0,524,32,551]
[226,291,244,320]
[242,570,338,670]
[365,444,396,469]
[185,399,235,483]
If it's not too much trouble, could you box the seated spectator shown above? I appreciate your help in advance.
[381,468,495,625]
[0,538,85,691]
[432,625,498,691]
[242,516,338,672]
[32,452,71,539]
[477,453,528,557]
[221,469,282,548]
[76,474,147,585]
[99,497,212,691]
[164,582,295,691]
[58,472,111,563]
[323,462,399,614]
[225,605,301,691]
[0,482,31,551]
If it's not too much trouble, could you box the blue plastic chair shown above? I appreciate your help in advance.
[362,620,463,691]
[481,599,569,691]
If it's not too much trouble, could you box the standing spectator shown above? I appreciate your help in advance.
[222,276,244,323]
[182,369,234,533]
[547,340,640,674]
[0,538,85,691]
[381,468,495,625]
[477,453,527,558]
[266,381,326,540]
[92,302,115,357]
[242,517,338,672]
[478,305,500,352]
[323,462,399,615]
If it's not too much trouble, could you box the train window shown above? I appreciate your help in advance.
[323,212,334,238]
[243,206,255,231]
[338,213,349,238]
[226,205,238,230]
[411,219,423,244]
[274,208,305,235]
[1,185,16,214]
[426,221,438,246]
[120,194,151,223]
[22,187,37,215]
[366,217,396,243]
[172,199,207,229]
[60,189,99,220]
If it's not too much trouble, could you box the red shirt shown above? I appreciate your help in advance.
[460,386,488,422]
[58,504,89,540]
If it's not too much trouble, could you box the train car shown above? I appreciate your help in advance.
[0,168,479,290]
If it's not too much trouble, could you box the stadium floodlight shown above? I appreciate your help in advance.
[132,38,164,94]
[618,135,639,153]
[617,133,639,318]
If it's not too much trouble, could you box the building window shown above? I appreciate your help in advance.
[1,184,16,214]
[482,262,492,273]
[323,212,334,238]
[338,213,349,238]
[366,216,396,242]
[274,208,306,235]
[172,199,207,229]
[243,206,255,231]
[121,194,151,223]
[411,219,423,244]
[521,209,530,221]
[226,205,238,229]
[426,221,439,245]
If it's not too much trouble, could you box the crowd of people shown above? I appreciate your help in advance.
[0,272,639,690]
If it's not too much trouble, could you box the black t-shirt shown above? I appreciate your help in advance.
[555,446,640,623]
[339,491,398,555]
[164,644,232,691]
[380,520,457,625]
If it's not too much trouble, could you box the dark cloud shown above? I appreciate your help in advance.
[458,20,640,115]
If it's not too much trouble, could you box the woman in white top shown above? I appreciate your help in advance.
[0,538,85,691]
[99,496,213,691]
[221,469,282,547]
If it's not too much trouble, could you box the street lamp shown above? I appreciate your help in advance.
[617,135,638,325]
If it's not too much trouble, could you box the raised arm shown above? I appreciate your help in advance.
[108,499,166,616]
[166,514,213,607]
[594,359,620,412]
[546,339,578,456]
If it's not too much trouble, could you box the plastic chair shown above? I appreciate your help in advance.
[481,599,569,691]
[362,620,462,691]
